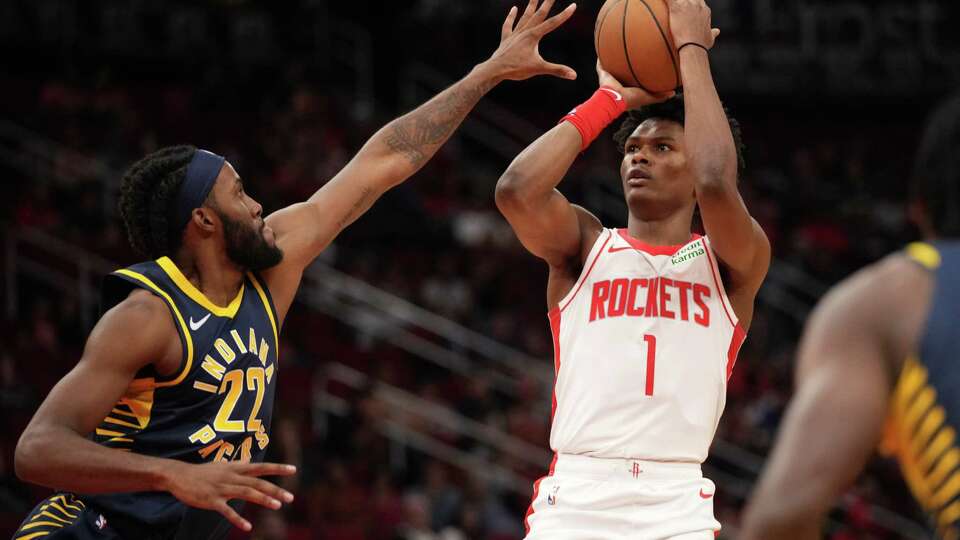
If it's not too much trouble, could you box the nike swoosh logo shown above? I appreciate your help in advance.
[608,246,634,253]
[699,488,713,499]
[600,88,624,102]
[189,313,212,331]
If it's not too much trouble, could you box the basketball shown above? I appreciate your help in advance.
[594,0,680,93]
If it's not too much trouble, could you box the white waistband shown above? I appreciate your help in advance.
[552,453,702,480]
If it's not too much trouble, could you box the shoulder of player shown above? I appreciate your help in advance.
[85,289,177,369]
[839,253,930,311]
[547,205,602,275]
[706,218,771,293]
[110,288,170,319]
[570,204,603,260]
[545,206,603,306]
[806,253,931,368]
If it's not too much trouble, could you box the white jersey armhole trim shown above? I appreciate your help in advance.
[702,236,740,329]
[553,228,614,314]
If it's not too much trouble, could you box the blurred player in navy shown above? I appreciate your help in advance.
[12,2,579,538]
[741,94,960,539]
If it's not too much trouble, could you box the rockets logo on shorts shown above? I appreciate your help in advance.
[547,228,746,463]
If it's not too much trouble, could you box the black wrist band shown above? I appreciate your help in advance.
[677,42,709,54]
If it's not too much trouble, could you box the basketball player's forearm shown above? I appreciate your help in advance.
[16,426,177,493]
[273,62,509,267]
[676,48,737,187]
[370,61,505,179]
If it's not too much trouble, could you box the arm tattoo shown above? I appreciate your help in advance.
[335,185,374,229]
[384,79,493,168]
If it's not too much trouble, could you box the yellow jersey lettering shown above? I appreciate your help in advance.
[248,328,258,356]
[189,425,217,444]
[255,424,270,450]
[236,436,253,463]
[246,367,266,432]
[193,381,218,393]
[215,441,235,461]
[230,329,248,354]
[198,440,223,459]
[201,355,226,381]
[258,339,269,366]
[265,363,275,384]
[213,370,246,432]
[215,338,236,364]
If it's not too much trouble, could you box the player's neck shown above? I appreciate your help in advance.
[625,211,693,247]
[170,248,245,307]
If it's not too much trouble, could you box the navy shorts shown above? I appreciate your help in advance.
[13,494,121,540]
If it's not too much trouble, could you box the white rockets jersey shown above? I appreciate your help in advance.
[548,228,746,463]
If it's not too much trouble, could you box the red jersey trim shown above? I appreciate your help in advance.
[616,228,702,256]
[529,314,562,534]
[548,308,562,418]
[524,453,558,535]
[557,230,613,313]
[702,238,738,329]
[726,324,747,381]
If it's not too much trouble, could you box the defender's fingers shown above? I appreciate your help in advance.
[224,485,282,510]
[235,462,297,477]
[217,501,251,532]
[534,3,576,37]
[236,475,295,504]
[501,6,518,39]
[516,0,540,30]
[532,0,557,25]
[540,61,577,80]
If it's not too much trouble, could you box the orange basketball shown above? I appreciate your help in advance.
[594,0,680,93]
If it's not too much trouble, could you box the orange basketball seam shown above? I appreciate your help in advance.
[636,0,680,90]
[621,0,653,92]
[594,0,623,59]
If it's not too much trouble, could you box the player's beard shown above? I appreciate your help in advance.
[218,211,283,272]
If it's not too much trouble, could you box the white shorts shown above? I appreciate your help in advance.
[523,454,721,540]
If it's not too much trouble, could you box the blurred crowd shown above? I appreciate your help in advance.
[0,1,946,539]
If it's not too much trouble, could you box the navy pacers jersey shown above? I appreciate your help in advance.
[883,242,960,540]
[86,256,279,540]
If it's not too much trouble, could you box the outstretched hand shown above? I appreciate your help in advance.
[667,0,721,50]
[486,0,578,81]
[164,461,297,532]
[596,61,675,110]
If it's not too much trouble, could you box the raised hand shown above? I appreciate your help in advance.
[596,60,675,110]
[163,461,297,532]
[486,0,578,81]
[667,0,721,50]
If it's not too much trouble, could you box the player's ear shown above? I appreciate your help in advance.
[192,207,218,233]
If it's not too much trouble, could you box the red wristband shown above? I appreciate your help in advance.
[561,87,628,151]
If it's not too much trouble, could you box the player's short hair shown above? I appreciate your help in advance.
[912,93,960,237]
[612,95,746,181]
[118,145,198,258]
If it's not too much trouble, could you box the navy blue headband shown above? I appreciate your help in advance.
[175,149,226,230]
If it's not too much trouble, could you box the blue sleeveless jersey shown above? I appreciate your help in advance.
[85,256,280,540]
[883,242,960,540]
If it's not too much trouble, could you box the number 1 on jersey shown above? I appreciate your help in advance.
[643,334,656,396]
